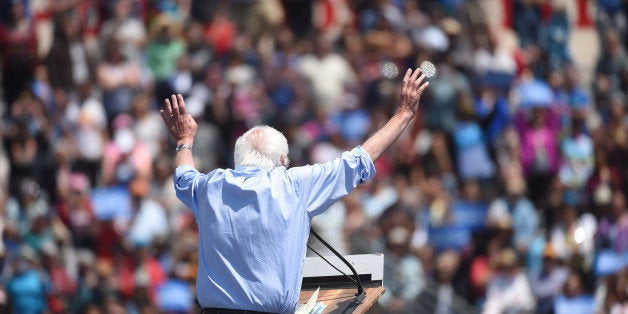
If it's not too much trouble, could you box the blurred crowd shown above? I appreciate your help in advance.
[1,0,628,313]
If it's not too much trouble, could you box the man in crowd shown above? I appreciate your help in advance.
[159,68,429,313]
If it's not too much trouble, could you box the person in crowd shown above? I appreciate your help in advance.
[69,82,108,186]
[146,13,186,83]
[517,105,560,206]
[527,243,570,313]
[6,246,50,314]
[549,203,597,271]
[595,30,628,94]
[597,190,628,252]
[482,248,536,314]
[46,12,93,91]
[452,95,495,181]
[379,206,424,313]
[101,114,152,187]
[55,172,98,249]
[97,39,142,124]
[414,250,470,313]
[99,0,147,63]
[0,0,37,106]
[298,32,357,116]
[487,175,539,254]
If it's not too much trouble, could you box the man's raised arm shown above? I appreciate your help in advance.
[160,94,198,169]
[361,68,429,161]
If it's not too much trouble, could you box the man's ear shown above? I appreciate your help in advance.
[280,154,290,168]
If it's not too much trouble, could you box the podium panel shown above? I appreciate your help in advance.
[300,254,385,314]
[299,286,384,314]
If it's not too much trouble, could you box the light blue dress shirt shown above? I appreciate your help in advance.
[174,146,375,313]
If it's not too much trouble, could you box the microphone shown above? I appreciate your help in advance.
[308,227,366,301]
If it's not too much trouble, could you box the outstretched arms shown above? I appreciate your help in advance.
[160,94,198,168]
[361,68,429,161]
[160,67,428,168]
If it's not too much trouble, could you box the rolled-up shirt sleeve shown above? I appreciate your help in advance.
[174,165,205,217]
[288,146,375,217]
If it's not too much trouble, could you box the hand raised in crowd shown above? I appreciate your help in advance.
[160,94,197,144]
[399,68,429,116]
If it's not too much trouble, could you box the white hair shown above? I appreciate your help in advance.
[234,125,289,169]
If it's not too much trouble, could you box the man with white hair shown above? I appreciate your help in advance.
[160,68,429,313]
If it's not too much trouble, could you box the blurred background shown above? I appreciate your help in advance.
[0,0,627,313]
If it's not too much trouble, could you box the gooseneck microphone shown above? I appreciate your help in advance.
[308,227,366,300]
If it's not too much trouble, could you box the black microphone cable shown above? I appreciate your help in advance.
[308,227,365,298]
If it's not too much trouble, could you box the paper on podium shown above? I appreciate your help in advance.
[295,287,326,314]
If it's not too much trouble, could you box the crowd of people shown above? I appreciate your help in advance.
[0,0,627,313]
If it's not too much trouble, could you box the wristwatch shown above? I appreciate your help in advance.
[175,144,193,153]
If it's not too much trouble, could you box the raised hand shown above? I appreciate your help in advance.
[399,68,429,115]
[160,94,197,144]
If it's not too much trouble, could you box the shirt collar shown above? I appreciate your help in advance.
[234,166,266,174]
